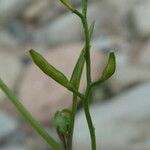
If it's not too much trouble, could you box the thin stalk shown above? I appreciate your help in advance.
[68,21,95,149]
[68,86,85,100]
[82,0,88,17]
[81,0,96,150]
[81,15,91,87]
[68,48,86,150]
[83,96,96,150]
[67,94,78,150]
[0,78,63,150]
[60,0,82,19]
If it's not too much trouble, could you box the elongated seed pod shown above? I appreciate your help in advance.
[101,52,116,81]
[30,49,69,88]
[90,52,116,88]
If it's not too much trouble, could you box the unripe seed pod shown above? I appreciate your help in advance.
[29,49,69,88]
[101,52,116,81]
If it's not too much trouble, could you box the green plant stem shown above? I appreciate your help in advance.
[67,94,77,150]
[82,0,88,17]
[90,80,103,90]
[83,95,96,150]
[67,46,86,150]
[60,0,82,19]
[0,78,63,150]
[69,84,97,150]
[81,0,96,150]
[81,17,91,87]
[60,1,96,149]
[68,86,85,100]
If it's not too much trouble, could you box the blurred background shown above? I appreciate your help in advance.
[0,0,150,149]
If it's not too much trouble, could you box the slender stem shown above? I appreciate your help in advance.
[83,96,96,150]
[69,85,97,150]
[60,0,82,19]
[0,78,63,150]
[90,80,103,90]
[67,94,78,150]
[82,0,88,17]
[81,0,91,87]
[68,46,86,150]
[81,15,91,87]
[80,1,96,150]
[68,85,85,100]
[60,1,96,149]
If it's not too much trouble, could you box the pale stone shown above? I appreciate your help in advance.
[23,0,52,21]
[1,145,28,150]
[138,41,150,66]
[0,52,22,101]
[109,64,150,93]
[0,31,19,47]
[44,1,121,46]
[0,0,33,26]
[73,83,150,150]
[131,0,150,37]
[0,111,19,141]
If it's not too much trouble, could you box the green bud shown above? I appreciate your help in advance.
[29,49,69,88]
[101,52,116,81]
[54,110,71,135]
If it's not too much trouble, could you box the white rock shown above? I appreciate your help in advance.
[138,41,150,66]
[73,83,150,150]
[0,0,33,25]
[106,0,139,18]
[0,111,19,141]
[1,145,28,150]
[23,0,52,21]
[131,0,150,37]
[19,44,104,123]
[0,52,22,101]
[0,31,19,47]
[44,13,82,46]
[92,37,115,51]
[44,1,122,46]
[108,48,150,93]
[109,63,150,93]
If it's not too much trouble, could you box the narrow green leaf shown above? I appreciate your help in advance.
[30,50,69,88]
[89,21,95,40]
[70,21,95,88]
[70,48,85,88]
[101,52,116,81]
[67,21,95,149]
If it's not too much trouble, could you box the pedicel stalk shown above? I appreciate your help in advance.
[0,0,116,150]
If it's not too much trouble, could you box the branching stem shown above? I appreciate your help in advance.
[0,1,116,150]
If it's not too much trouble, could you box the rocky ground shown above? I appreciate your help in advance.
[0,0,150,149]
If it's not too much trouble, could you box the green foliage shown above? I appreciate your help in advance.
[30,50,69,88]
[101,52,116,81]
[0,1,116,150]
[54,109,71,135]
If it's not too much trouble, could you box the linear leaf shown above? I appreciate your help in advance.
[0,78,62,150]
